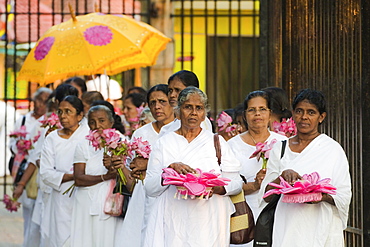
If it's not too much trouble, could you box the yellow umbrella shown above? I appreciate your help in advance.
[17,12,171,85]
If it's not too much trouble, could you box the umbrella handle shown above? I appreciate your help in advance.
[68,4,77,22]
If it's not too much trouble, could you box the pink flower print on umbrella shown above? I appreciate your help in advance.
[34,37,55,61]
[263,171,336,203]
[84,25,113,46]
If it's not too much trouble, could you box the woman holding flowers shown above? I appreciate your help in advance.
[40,95,89,247]
[122,93,147,137]
[143,87,242,246]
[70,105,127,246]
[259,89,351,247]
[227,91,287,246]
[117,84,175,247]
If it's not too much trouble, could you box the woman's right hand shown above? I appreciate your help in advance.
[280,169,302,185]
[253,168,266,190]
[13,184,24,199]
[168,162,196,175]
[103,154,112,170]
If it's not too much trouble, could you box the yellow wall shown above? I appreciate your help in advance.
[173,6,260,91]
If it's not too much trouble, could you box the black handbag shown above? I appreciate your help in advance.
[214,134,255,244]
[253,140,287,247]
[13,158,28,187]
[114,178,132,219]
[9,115,27,184]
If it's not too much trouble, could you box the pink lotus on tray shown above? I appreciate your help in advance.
[263,172,336,203]
[162,168,230,200]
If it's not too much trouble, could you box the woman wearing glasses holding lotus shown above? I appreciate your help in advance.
[228,91,287,246]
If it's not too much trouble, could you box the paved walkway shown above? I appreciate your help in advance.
[0,176,23,247]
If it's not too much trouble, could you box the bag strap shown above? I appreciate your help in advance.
[21,115,26,126]
[213,134,221,165]
[280,140,287,159]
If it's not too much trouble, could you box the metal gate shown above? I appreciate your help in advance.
[260,0,365,246]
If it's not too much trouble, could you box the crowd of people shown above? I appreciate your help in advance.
[7,70,351,247]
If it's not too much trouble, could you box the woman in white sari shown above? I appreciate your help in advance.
[71,105,125,246]
[143,87,242,247]
[260,89,351,247]
[228,91,287,247]
[40,96,89,247]
[117,84,175,246]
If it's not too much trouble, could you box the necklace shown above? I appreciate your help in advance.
[247,131,257,145]
[292,133,320,145]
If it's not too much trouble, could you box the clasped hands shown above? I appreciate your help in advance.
[103,154,124,175]
[167,162,226,196]
[129,157,148,180]
[280,169,328,204]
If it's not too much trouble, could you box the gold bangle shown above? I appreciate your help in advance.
[17,181,26,187]
[101,174,105,182]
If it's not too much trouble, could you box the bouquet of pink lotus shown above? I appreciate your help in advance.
[9,127,40,156]
[162,168,230,200]
[3,194,21,212]
[216,111,237,133]
[86,129,130,184]
[263,172,336,203]
[39,113,62,130]
[272,118,297,137]
[9,126,40,179]
[129,137,151,184]
[249,139,277,169]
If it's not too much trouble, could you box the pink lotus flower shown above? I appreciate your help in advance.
[33,131,41,143]
[16,139,33,156]
[130,137,151,159]
[263,172,336,203]
[162,168,230,200]
[249,139,277,169]
[40,113,62,130]
[273,118,297,137]
[86,129,130,185]
[216,111,233,132]
[226,124,237,133]
[86,130,104,151]
[3,194,21,212]
[102,129,121,150]
[9,125,28,138]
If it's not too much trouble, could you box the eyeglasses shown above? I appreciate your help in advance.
[57,109,76,116]
[245,107,270,115]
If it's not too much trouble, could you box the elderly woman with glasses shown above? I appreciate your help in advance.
[40,96,89,247]
[143,87,242,246]
[227,91,287,246]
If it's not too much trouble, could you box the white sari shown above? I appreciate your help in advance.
[143,129,242,247]
[116,121,172,247]
[40,124,89,247]
[70,139,122,247]
[259,134,351,247]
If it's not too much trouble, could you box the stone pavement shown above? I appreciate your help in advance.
[0,176,23,247]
